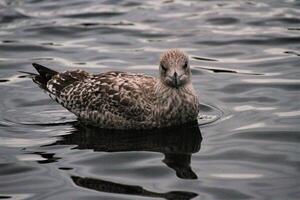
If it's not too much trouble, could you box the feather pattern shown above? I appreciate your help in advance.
[28,49,200,129]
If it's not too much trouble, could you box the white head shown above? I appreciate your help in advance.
[159,49,191,89]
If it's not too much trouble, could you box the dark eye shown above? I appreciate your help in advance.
[161,64,167,71]
[183,62,188,69]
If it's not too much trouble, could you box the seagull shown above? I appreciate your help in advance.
[28,49,200,129]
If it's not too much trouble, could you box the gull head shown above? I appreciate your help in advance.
[159,49,191,89]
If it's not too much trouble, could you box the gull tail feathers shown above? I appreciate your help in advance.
[31,63,58,90]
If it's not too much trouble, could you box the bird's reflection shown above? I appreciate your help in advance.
[57,121,202,179]
[53,122,202,199]
[71,175,197,200]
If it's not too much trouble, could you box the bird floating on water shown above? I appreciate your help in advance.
[28,49,200,129]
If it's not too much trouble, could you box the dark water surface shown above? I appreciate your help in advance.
[0,0,299,199]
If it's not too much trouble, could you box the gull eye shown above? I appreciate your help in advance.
[183,62,188,69]
[161,64,167,71]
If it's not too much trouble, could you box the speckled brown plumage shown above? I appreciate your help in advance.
[30,49,200,129]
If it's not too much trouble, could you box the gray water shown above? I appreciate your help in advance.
[0,0,299,199]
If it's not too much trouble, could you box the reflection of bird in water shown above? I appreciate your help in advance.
[56,121,202,179]
[72,176,197,200]
[52,122,202,199]
[26,49,200,129]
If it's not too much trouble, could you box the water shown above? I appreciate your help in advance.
[0,0,299,199]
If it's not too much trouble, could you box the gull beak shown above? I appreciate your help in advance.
[172,72,179,88]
